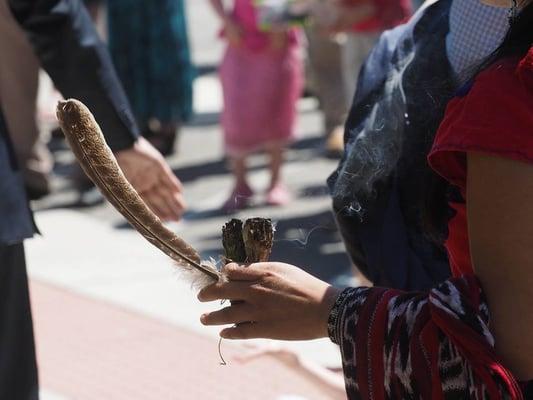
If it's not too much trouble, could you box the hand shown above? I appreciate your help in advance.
[224,19,242,47]
[115,137,186,221]
[198,262,342,340]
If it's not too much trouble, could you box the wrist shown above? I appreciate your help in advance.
[318,286,344,338]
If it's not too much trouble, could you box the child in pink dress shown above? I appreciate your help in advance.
[209,0,303,210]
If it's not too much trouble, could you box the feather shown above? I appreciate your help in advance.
[56,99,220,285]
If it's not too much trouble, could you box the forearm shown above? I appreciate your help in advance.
[8,0,139,152]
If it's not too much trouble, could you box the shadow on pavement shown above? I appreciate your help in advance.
[171,136,330,185]
[172,158,229,183]
[186,111,220,127]
[290,135,323,151]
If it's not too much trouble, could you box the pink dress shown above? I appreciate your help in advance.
[219,0,303,156]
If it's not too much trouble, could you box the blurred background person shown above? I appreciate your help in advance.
[0,3,52,200]
[313,0,412,105]
[305,0,411,157]
[107,0,194,156]
[209,0,304,211]
[304,11,347,157]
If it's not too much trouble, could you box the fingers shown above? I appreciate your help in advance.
[140,179,186,221]
[142,190,171,221]
[157,159,183,192]
[151,160,185,221]
[153,184,185,221]
[200,302,254,326]
[170,191,186,219]
[222,263,270,281]
[220,322,262,340]
[197,279,254,302]
[197,263,275,301]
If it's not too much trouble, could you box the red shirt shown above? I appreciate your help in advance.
[428,49,533,277]
[343,0,412,32]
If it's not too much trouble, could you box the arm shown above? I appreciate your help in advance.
[467,152,533,379]
[9,0,185,220]
[198,263,521,397]
[208,0,241,46]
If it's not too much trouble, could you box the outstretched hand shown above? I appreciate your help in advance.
[198,262,342,340]
[115,137,186,221]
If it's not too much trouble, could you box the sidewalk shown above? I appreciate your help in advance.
[31,280,343,400]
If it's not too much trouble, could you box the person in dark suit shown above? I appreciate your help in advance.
[0,0,186,398]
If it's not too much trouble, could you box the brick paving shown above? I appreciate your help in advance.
[31,280,341,400]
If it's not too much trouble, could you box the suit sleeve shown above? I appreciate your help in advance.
[8,0,139,151]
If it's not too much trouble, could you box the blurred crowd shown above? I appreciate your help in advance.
[9,0,417,209]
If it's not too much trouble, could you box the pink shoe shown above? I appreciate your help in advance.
[266,184,291,206]
[222,184,253,212]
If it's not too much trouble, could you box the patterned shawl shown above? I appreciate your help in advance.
[328,275,523,399]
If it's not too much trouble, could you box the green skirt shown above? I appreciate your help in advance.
[107,0,194,126]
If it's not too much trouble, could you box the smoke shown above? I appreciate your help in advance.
[331,49,414,221]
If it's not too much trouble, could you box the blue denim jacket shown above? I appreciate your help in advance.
[328,0,454,290]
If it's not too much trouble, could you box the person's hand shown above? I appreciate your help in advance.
[224,18,243,47]
[115,137,185,221]
[198,262,342,340]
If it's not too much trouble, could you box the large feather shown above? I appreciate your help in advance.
[56,99,220,284]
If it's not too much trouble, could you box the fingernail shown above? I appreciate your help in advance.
[200,313,207,323]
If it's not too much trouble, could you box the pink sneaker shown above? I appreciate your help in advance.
[266,184,291,206]
[222,184,254,212]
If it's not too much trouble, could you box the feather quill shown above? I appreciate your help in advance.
[56,99,220,285]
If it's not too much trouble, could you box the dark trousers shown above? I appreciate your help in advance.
[0,243,38,400]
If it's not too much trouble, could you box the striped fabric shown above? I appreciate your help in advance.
[328,276,524,399]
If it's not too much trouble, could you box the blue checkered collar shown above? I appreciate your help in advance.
[446,0,508,81]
